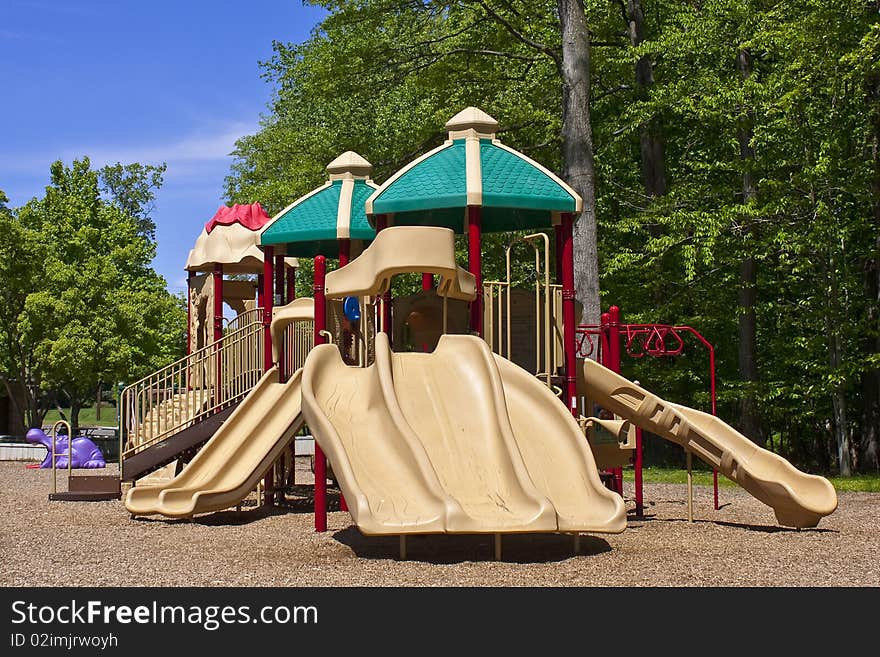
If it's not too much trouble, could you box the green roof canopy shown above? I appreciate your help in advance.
[366,108,581,233]
[260,152,378,258]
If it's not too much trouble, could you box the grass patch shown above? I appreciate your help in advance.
[623,466,880,492]
[43,405,117,428]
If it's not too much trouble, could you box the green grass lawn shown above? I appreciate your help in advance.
[43,404,117,428]
[624,466,880,492]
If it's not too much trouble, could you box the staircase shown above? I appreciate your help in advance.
[120,312,265,481]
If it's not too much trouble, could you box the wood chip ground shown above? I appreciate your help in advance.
[2,460,876,586]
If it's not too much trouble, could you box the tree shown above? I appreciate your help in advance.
[99,162,166,241]
[2,159,185,435]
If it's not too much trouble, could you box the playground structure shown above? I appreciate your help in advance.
[117,108,837,558]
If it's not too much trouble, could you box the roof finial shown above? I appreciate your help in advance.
[445,107,499,140]
[327,151,373,180]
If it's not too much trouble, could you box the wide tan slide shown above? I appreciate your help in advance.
[578,358,838,528]
[125,367,305,518]
[301,332,626,535]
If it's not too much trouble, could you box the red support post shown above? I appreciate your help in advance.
[186,271,194,356]
[608,306,624,496]
[274,253,285,382]
[421,273,433,352]
[599,310,614,490]
[313,255,328,532]
[262,248,274,507]
[212,265,224,416]
[286,267,296,302]
[561,212,577,417]
[467,206,483,336]
[212,264,224,345]
[554,223,564,285]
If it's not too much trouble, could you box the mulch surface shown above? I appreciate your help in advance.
[1,460,876,586]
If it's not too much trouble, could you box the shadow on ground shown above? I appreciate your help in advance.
[331,526,612,564]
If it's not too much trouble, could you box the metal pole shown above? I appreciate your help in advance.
[313,255,328,532]
[262,248,274,507]
[212,264,223,345]
[678,326,720,510]
[599,310,613,488]
[609,306,624,496]
[274,253,286,383]
[421,273,433,352]
[686,449,693,523]
[186,271,194,356]
[213,264,224,418]
[286,266,296,302]
[560,212,577,417]
[554,223,563,285]
[467,206,483,336]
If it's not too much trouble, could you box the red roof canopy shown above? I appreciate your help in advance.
[205,202,271,234]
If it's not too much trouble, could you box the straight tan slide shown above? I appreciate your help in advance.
[125,367,304,518]
[578,357,838,528]
[301,332,626,535]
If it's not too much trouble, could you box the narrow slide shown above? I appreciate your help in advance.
[125,367,304,518]
[578,358,838,528]
[301,333,625,535]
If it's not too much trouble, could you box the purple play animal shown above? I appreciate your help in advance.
[26,428,106,469]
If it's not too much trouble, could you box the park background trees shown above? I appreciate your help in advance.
[0,159,185,436]
[223,0,878,474]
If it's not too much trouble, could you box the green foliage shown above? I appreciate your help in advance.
[226,0,879,473]
[99,162,166,241]
[0,160,185,434]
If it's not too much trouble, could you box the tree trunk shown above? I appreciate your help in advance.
[558,0,600,327]
[825,250,853,476]
[69,398,81,439]
[627,0,667,202]
[95,381,102,422]
[736,48,764,446]
[860,37,880,472]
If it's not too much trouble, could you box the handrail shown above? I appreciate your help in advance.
[119,317,264,462]
[483,232,562,391]
[225,307,263,333]
[51,420,72,495]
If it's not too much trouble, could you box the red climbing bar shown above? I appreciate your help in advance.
[262,247,274,506]
[313,255,328,532]
[467,206,483,336]
[561,212,577,416]
[274,253,286,382]
[212,264,223,345]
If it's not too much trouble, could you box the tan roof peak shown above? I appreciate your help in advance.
[445,107,499,139]
[326,151,373,179]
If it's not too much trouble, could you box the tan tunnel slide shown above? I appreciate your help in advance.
[125,367,305,518]
[578,358,838,528]
[301,332,626,536]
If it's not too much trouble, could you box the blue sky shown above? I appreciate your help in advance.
[0,0,325,295]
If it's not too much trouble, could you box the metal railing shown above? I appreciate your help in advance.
[283,318,315,375]
[225,307,263,333]
[483,233,564,392]
[120,313,264,461]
